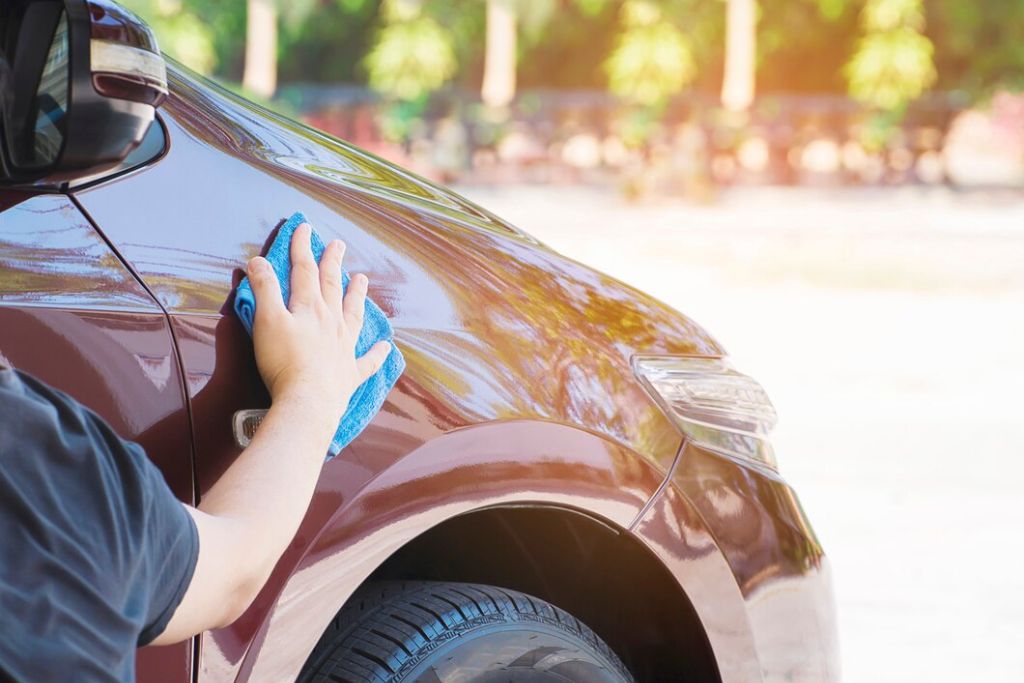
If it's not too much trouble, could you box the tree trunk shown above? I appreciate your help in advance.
[243,0,278,98]
[721,0,756,111]
[481,0,516,108]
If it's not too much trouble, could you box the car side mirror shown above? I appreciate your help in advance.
[0,0,167,183]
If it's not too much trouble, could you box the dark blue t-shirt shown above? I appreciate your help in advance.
[0,368,199,682]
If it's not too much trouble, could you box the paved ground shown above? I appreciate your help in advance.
[458,184,1024,682]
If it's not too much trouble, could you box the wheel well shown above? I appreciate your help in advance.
[361,505,722,682]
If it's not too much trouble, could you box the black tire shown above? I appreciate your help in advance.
[301,581,635,683]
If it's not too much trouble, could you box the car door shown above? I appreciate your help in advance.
[0,190,195,683]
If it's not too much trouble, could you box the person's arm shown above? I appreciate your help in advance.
[150,223,391,644]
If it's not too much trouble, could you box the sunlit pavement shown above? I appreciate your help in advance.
[457,184,1024,683]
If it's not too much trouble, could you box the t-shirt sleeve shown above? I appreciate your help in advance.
[132,444,200,646]
[0,368,200,679]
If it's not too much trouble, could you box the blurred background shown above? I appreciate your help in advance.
[124,0,1023,680]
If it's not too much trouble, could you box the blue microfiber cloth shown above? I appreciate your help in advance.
[234,211,405,458]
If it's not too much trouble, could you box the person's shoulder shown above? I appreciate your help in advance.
[0,364,23,392]
[0,367,72,408]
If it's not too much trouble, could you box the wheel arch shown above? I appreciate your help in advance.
[232,421,740,682]
[322,503,723,682]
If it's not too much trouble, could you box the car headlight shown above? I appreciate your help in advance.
[632,355,778,469]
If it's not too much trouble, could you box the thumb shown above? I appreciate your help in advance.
[355,340,392,382]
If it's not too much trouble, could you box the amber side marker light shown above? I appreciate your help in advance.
[632,355,779,470]
[90,40,167,105]
[88,0,168,106]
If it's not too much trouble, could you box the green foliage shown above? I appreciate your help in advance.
[279,0,318,30]
[420,0,485,89]
[516,0,557,46]
[605,1,696,106]
[759,0,858,93]
[930,0,1024,98]
[378,98,429,141]
[278,1,379,83]
[515,0,618,90]
[862,0,924,31]
[855,108,904,151]
[575,0,612,17]
[120,0,217,74]
[846,0,935,110]
[338,0,375,11]
[617,105,663,148]
[816,0,848,22]
[124,0,1024,110]
[364,1,456,100]
[846,28,936,109]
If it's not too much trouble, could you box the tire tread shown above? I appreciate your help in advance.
[302,581,633,682]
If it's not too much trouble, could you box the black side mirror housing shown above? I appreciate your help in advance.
[0,0,167,184]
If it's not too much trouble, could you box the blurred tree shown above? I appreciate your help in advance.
[367,0,586,107]
[129,0,1024,115]
[241,0,338,97]
[243,0,277,97]
[757,0,857,93]
[845,0,936,109]
[364,0,456,100]
[275,3,378,83]
[516,0,617,90]
[721,0,757,111]
[364,0,456,141]
[479,0,616,107]
[928,0,1024,98]
[120,0,217,74]
[605,0,696,106]
[481,0,517,108]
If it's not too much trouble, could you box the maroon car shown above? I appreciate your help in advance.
[0,2,838,681]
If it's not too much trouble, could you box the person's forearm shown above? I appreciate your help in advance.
[151,397,337,643]
[197,394,337,597]
[153,226,392,643]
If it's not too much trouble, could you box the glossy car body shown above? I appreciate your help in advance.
[0,63,838,682]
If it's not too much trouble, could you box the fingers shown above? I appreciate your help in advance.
[319,239,346,313]
[247,256,285,321]
[355,340,392,381]
[342,272,368,331]
[289,224,318,309]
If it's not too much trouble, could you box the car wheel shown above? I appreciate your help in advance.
[302,581,635,683]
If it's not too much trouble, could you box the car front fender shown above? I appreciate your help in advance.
[194,420,759,683]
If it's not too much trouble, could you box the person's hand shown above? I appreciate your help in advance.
[246,223,391,431]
